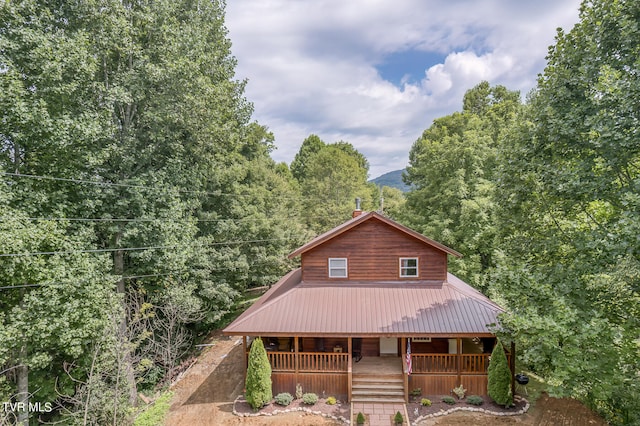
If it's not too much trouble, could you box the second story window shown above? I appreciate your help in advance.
[400,258,419,277]
[328,258,348,278]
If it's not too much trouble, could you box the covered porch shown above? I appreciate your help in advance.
[242,335,512,402]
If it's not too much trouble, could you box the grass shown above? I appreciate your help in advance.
[514,362,548,410]
[133,390,174,426]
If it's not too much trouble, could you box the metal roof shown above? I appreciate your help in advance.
[223,270,503,337]
[288,211,462,259]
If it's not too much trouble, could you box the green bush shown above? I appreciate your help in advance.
[245,337,273,409]
[420,398,432,406]
[394,411,403,424]
[326,396,337,405]
[356,412,365,424]
[302,392,318,405]
[466,395,484,406]
[442,396,456,405]
[410,387,422,396]
[487,339,513,407]
[452,384,466,399]
[274,392,293,406]
[295,383,303,399]
[133,391,173,426]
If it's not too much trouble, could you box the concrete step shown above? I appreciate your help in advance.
[352,383,404,391]
[352,388,404,396]
[351,395,406,403]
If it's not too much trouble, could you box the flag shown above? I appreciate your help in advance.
[406,338,412,375]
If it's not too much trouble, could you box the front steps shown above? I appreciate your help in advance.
[351,373,405,403]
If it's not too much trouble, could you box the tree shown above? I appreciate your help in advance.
[402,82,521,289]
[1,0,304,421]
[487,339,512,407]
[245,337,272,409]
[299,144,373,232]
[492,0,640,422]
[290,134,325,182]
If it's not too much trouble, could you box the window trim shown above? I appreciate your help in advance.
[328,257,348,278]
[399,257,419,277]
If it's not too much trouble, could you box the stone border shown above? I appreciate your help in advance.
[232,395,529,426]
[411,396,530,425]
[232,395,351,424]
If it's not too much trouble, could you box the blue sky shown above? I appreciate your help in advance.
[226,1,582,179]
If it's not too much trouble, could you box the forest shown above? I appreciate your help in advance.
[0,0,638,425]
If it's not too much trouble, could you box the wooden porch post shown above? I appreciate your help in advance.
[242,336,247,377]
[510,341,516,399]
[456,337,462,386]
[294,336,299,386]
[401,337,408,402]
[347,337,352,402]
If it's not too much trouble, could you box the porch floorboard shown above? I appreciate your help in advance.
[352,356,402,375]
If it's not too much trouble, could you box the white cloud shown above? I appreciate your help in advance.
[226,0,582,178]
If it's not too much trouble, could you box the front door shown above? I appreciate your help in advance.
[379,337,398,356]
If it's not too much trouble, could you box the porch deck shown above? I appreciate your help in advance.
[352,356,402,375]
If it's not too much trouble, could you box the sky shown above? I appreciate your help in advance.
[225,1,583,179]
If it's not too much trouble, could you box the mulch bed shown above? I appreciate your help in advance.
[406,394,529,424]
[233,395,350,423]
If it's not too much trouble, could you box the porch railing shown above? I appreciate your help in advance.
[410,353,511,374]
[411,354,457,373]
[266,352,349,372]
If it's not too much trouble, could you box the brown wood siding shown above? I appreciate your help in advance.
[271,372,348,400]
[409,374,488,395]
[301,218,448,281]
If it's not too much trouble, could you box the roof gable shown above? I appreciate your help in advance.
[288,211,462,259]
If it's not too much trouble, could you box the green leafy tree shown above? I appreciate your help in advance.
[290,134,325,182]
[1,0,306,422]
[492,0,640,422]
[487,340,512,407]
[402,82,521,289]
[300,144,373,232]
[245,337,272,409]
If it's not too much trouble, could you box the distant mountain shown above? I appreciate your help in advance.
[369,169,411,192]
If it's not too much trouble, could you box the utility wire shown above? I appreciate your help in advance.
[1,171,302,201]
[1,171,380,204]
[0,260,292,290]
[0,236,295,258]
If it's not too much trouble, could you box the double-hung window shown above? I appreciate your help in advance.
[328,258,348,278]
[400,257,419,277]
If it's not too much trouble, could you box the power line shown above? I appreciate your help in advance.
[0,214,310,224]
[0,236,295,258]
[1,171,302,200]
[0,261,293,290]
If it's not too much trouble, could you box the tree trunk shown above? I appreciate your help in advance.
[16,362,28,426]
[111,232,138,406]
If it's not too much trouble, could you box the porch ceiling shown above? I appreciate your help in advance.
[223,269,504,337]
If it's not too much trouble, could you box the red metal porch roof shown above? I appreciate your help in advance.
[223,269,503,337]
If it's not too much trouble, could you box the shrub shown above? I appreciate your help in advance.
[394,411,404,425]
[420,398,432,406]
[245,337,272,409]
[442,396,456,405]
[466,395,484,406]
[133,391,173,426]
[302,392,318,405]
[488,339,513,407]
[410,387,422,396]
[452,384,466,399]
[326,396,337,405]
[295,383,303,399]
[274,392,293,406]
[356,412,365,424]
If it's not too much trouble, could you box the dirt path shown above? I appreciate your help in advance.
[165,333,606,426]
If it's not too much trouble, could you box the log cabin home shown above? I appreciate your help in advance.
[223,206,512,402]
